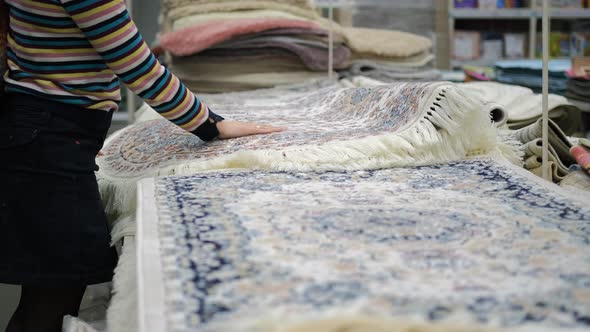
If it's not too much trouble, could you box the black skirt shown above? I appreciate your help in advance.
[0,93,118,286]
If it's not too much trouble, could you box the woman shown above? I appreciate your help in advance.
[0,1,282,331]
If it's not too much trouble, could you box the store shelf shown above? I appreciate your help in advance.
[542,9,590,19]
[451,57,575,68]
[312,0,354,7]
[446,0,590,69]
[451,59,494,67]
[450,9,533,19]
[451,58,527,67]
[450,8,590,19]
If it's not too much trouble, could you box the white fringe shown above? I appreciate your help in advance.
[106,237,138,332]
[98,84,521,223]
[190,308,587,332]
[110,214,136,246]
[62,316,101,332]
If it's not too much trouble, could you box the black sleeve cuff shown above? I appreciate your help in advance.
[191,109,225,141]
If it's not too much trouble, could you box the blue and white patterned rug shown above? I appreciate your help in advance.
[137,155,590,332]
[99,82,513,221]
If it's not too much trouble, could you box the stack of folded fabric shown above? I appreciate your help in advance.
[158,0,439,92]
[159,0,346,92]
[495,59,571,95]
[566,69,590,102]
[512,119,590,189]
[341,27,440,82]
[514,119,576,183]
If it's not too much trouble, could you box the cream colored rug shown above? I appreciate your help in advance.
[343,27,432,58]
[97,82,516,223]
[135,155,590,332]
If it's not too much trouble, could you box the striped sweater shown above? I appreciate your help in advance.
[4,0,217,137]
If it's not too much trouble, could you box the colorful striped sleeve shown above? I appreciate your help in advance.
[59,0,218,138]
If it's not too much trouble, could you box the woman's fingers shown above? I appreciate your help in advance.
[217,121,285,140]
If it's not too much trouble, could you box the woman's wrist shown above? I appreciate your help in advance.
[191,109,225,141]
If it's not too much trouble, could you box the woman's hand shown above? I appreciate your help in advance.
[216,121,284,140]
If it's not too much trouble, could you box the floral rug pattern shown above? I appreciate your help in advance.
[99,82,444,177]
[143,157,590,332]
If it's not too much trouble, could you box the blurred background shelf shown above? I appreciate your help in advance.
[450,8,590,19]
[446,1,590,69]
[451,58,525,66]
[450,8,534,18]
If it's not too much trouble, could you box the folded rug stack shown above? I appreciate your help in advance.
[341,27,440,83]
[158,0,349,92]
[566,69,590,102]
[158,0,440,92]
[494,59,570,95]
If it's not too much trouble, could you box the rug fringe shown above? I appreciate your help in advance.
[199,312,586,332]
[106,237,138,332]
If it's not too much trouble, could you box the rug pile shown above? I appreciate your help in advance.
[157,0,437,92]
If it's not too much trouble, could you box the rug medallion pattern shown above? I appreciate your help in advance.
[150,157,590,331]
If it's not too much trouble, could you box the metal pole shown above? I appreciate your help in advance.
[328,0,334,80]
[541,0,550,181]
[448,0,455,69]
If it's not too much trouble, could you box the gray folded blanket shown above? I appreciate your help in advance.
[523,139,570,182]
[211,35,351,71]
[513,118,575,166]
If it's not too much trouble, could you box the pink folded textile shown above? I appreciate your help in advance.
[571,146,590,171]
[159,18,321,56]
[566,69,590,80]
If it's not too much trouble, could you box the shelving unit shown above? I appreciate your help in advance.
[447,0,590,68]
[451,58,519,67]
